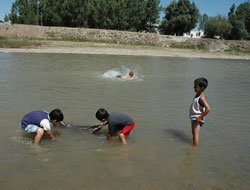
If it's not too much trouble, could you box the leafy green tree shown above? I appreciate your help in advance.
[197,14,208,31]
[205,15,232,39]
[112,0,130,30]
[7,0,160,32]
[41,0,64,26]
[143,0,160,32]
[228,2,250,40]
[4,15,9,22]
[160,0,199,35]
[9,0,39,25]
[230,19,248,40]
[60,0,86,27]
[127,0,146,31]
[235,2,250,25]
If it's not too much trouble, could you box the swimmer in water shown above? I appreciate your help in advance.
[117,71,134,79]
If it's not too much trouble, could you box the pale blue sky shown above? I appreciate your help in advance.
[0,0,248,21]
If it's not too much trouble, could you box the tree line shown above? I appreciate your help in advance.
[5,0,160,32]
[4,0,250,40]
[204,1,250,40]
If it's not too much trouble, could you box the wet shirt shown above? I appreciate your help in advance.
[108,112,134,135]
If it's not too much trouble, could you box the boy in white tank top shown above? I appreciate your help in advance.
[189,78,211,147]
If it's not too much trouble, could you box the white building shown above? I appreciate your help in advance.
[183,30,204,38]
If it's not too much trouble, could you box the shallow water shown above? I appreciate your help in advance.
[0,52,250,190]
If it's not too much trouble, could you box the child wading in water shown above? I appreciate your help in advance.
[95,108,135,145]
[189,78,211,146]
[21,109,64,145]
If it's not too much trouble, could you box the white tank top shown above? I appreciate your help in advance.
[189,95,205,121]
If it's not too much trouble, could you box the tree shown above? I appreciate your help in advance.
[9,0,39,25]
[197,14,208,31]
[41,0,64,26]
[4,15,9,22]
[7,0,160,32]
[205,15,232,39]
[143,0,160,32]
[228,2,250,40]
[230,19,248,40]
[60,0,86,27]
[160,0,199,35]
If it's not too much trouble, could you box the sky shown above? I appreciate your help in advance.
[0,0,248,21]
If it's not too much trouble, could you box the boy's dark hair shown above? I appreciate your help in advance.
[49,109,64,122]
[129,71,134,77]
[194,78,208,89]
[96,108,109,121]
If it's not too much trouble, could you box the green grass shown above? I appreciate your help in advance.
[170,40,209,50]
[225,47,250,54]
[0,37,43,48]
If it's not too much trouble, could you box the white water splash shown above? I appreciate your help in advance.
[102,69,121,79]
[101,65,140,80]
[11,136,33,145]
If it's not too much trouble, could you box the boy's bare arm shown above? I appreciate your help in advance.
[197,96,211,121]
[46,130,56,140]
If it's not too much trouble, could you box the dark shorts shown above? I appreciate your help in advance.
[191,120,205,127]
[120,122,135,136]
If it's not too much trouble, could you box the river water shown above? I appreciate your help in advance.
[0,52,250,190]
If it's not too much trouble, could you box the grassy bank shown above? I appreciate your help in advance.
[0,24,249,54]
[0,36,249,55]
[170,38,250,54]
[0,36,250,60]
[0,36,158,49]
[0,37,44,48]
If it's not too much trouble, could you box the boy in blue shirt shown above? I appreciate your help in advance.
[189,78,211,146]
[21,109,64,145]
[95,108,135,145]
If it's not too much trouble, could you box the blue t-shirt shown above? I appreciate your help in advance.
[21,110,49,130]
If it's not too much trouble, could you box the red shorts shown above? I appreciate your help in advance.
[120,122,135,136]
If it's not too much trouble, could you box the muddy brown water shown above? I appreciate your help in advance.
[0,52,250,190]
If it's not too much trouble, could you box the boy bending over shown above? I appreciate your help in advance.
[21,109,64,145]
[95,108,135,145]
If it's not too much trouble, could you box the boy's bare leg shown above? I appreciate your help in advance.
[191,121,201,147]
[34,128,44,145]
[119,133,128,145]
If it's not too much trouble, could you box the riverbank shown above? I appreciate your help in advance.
[0,24,250,59]
[0,40,250,60]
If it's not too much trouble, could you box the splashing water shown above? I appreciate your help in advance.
[102,69,121,79]
[101,66,140,80]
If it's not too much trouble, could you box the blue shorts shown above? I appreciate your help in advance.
[23,124,40,134]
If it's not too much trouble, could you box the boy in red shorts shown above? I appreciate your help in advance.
[95,108,135,145]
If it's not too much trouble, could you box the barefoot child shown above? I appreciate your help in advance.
[21,109,64,145]
[189,78,211,146]
[95,108,135,145]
